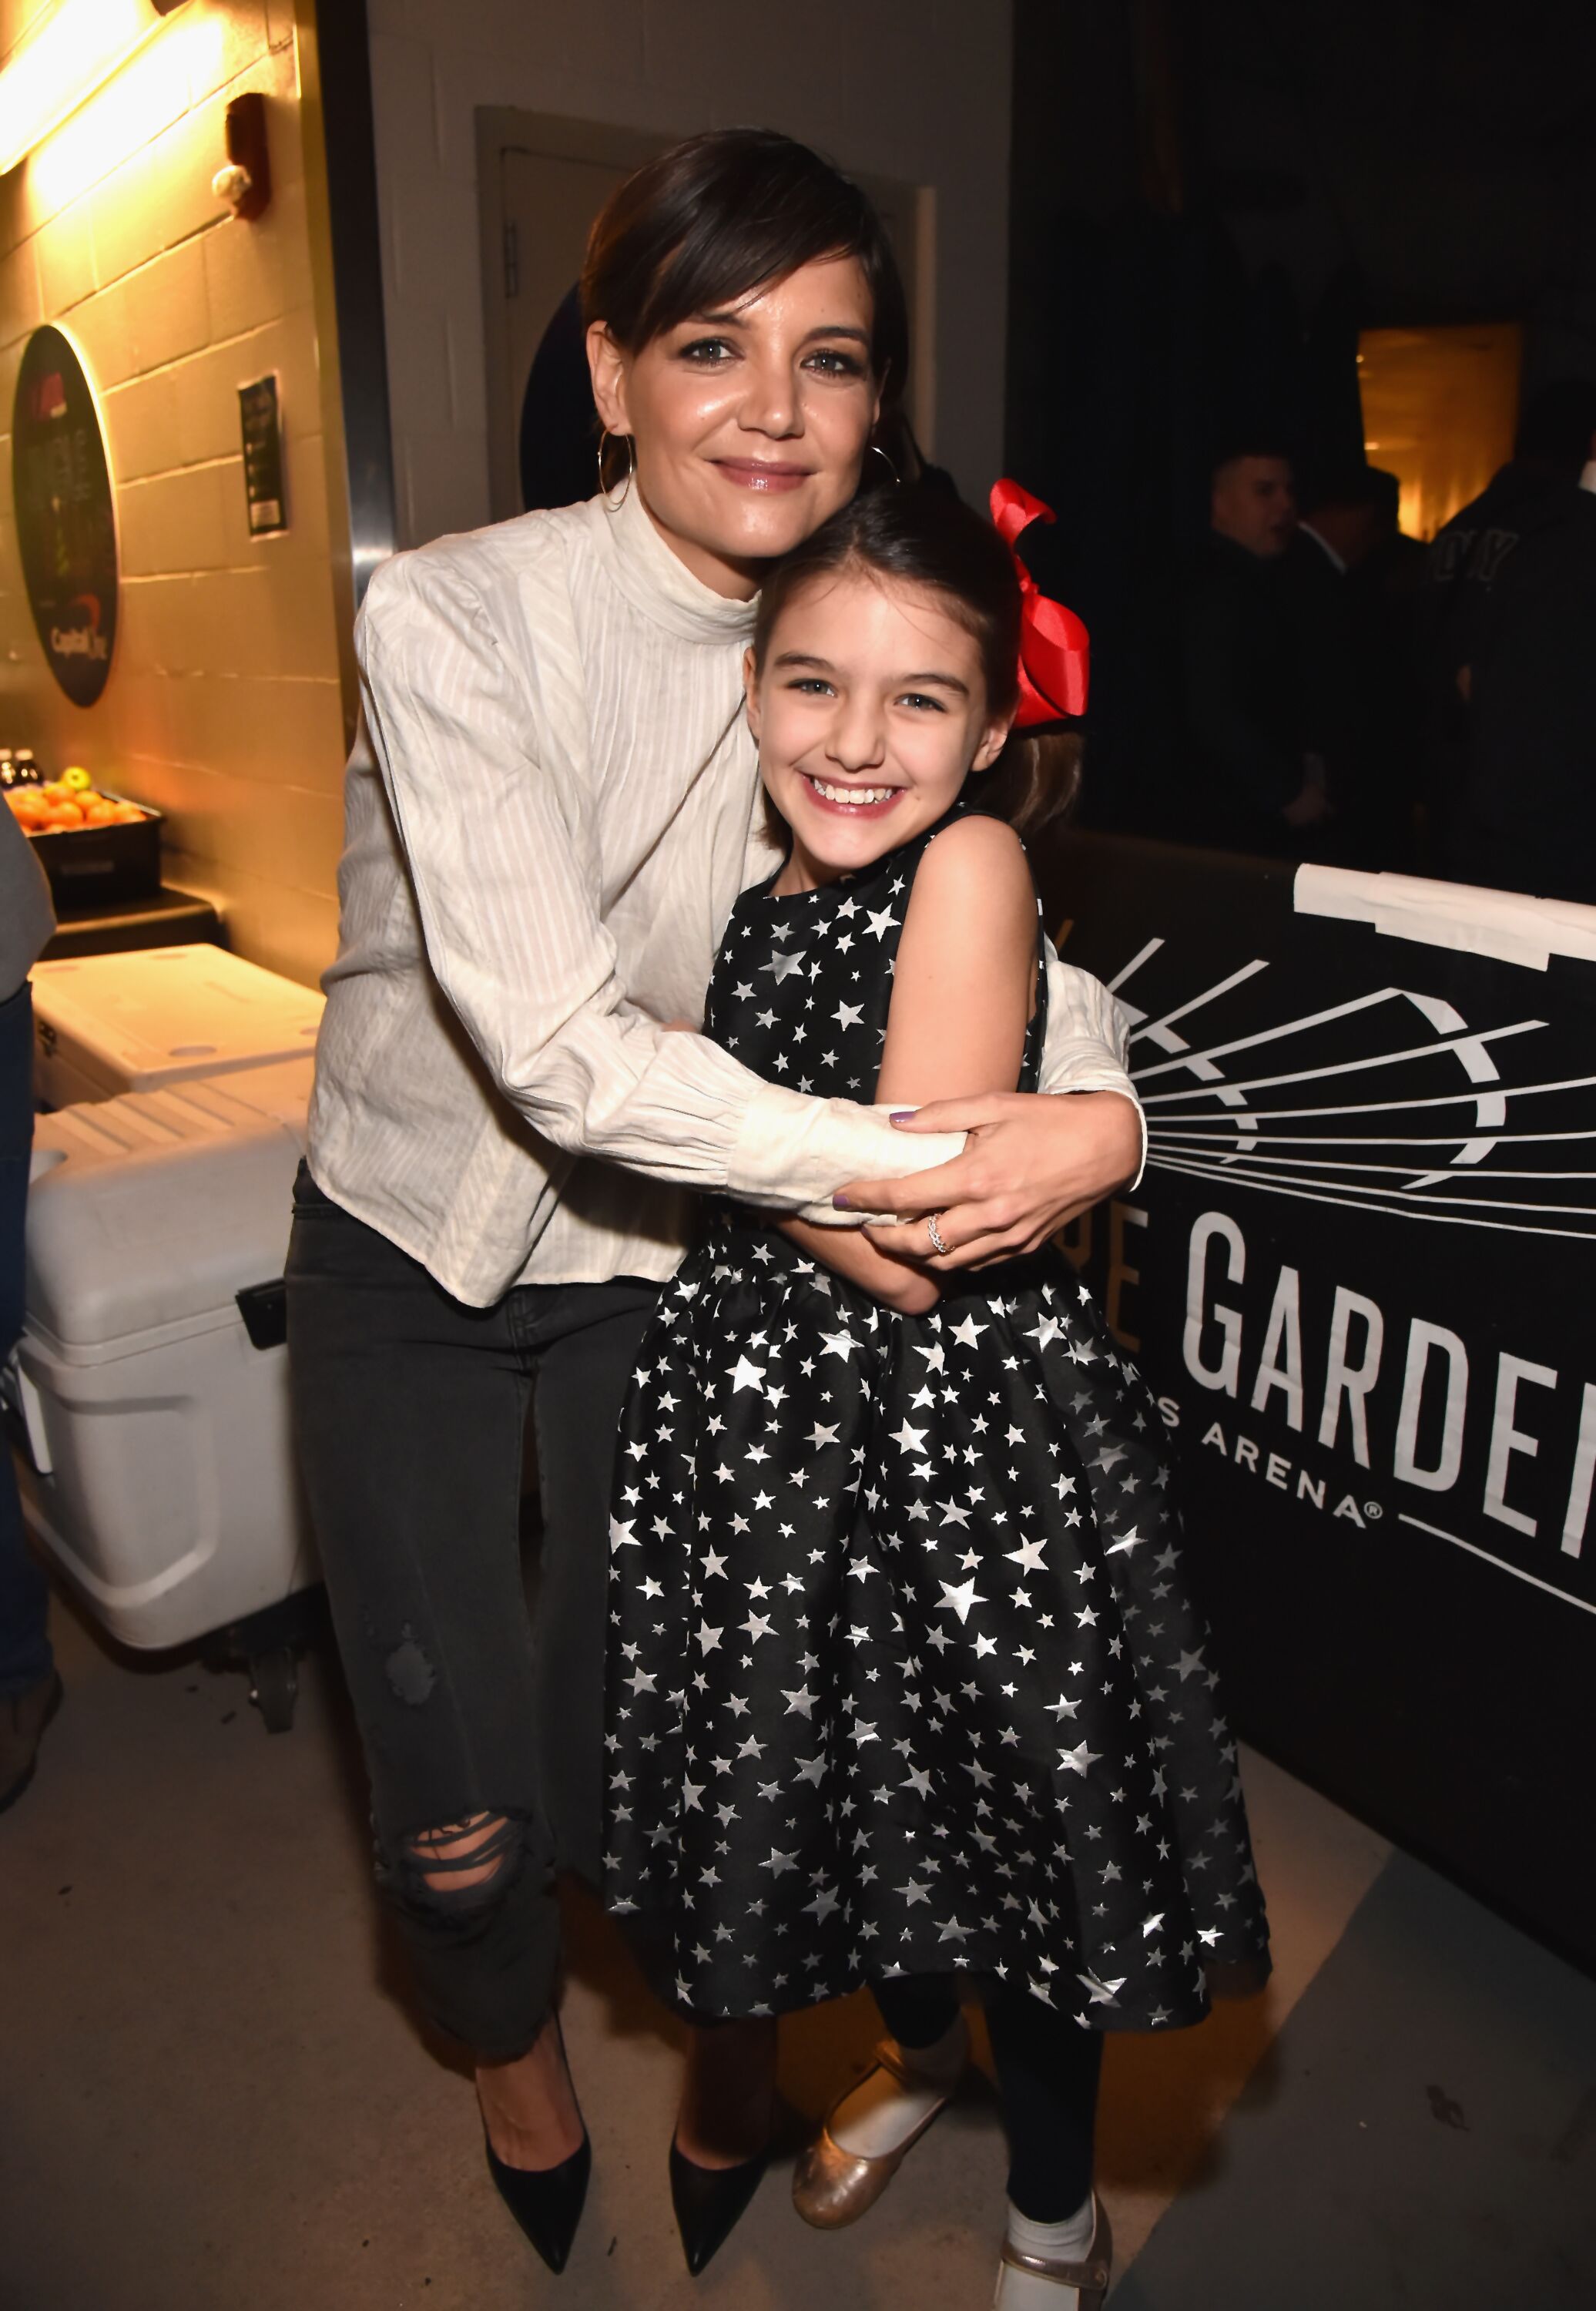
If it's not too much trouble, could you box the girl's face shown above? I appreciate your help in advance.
[588,256,881,600]
[746,569,1011,887]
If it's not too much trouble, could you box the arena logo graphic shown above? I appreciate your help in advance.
[1170,1212,1593,1570]
[1112,939,1594,1242]
[1068,931,1596,1618]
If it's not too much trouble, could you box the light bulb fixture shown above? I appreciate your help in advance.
[0,0,191,176]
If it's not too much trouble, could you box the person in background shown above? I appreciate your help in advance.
[1420,379,1596,870]
[1296,466,1386,582]
[1348,468,1427,869]
[0,803,60,1813]
[1288,465,1421,869]
[1179,442,1332,855]
[1447,399,1596,902]
[1360,467,1427,595]
[1424,380,1596,632]
[1209,443,1296,562]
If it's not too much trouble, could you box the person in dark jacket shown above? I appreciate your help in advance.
[0,806,59,1812]
[1420,379,1596,869]
[1180,444,1332,855]
[1450,458,1596,901]
[1287,465,1423,868]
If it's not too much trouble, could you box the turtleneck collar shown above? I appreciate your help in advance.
[584,478,759,645]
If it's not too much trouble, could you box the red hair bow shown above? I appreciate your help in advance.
[989,478,1089,724]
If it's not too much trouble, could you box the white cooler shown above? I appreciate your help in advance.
[31,944,324,1108]
[12,1057,320,1661]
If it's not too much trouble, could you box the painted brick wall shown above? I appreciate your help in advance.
[0,0,345,985]
[364,0,1014,548]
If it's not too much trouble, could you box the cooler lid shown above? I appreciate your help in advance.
[25,1072,312,1349]
[31,945,323,1090]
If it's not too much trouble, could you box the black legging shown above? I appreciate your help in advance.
[874,1974,1101,2223]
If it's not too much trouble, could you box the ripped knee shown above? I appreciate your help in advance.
[383,1809,534,1915]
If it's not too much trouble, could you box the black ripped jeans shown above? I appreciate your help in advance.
[284,1164,658,2061]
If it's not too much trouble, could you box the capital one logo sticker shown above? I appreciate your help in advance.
[49,592,109,663]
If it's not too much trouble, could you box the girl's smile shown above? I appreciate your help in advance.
[802,776,904,815]
[746,571,1012,891]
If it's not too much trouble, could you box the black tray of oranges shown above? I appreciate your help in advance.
[6,770,162,907]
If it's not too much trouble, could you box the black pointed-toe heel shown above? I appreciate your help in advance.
[668,2135,768,2276]
[485,2129,592,2275]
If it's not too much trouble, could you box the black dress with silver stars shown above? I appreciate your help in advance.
[602,813,1270,2030]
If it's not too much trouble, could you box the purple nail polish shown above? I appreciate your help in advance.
[832,1193,852,1210]
[889,1111,914,1123]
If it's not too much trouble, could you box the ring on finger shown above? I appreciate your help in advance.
[926,1210,951,1256]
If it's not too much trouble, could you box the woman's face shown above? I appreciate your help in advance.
[588,255,882,600]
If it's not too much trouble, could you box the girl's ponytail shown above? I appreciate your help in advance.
[977,726,1082,844]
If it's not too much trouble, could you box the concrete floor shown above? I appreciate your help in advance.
[2,1585,1583,2310]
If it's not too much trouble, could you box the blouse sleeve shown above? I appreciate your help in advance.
[1036,939,1147,1187]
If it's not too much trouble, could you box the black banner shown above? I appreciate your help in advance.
[1037,831,1596,1969]
[12,325,118,707]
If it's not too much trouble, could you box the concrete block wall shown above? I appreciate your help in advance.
[0,0,344,986]
[365,0,1014,548]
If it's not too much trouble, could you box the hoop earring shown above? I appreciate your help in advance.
[597,428,635,510]
[870,442,900,486]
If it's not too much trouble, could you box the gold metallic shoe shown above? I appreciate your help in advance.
[791,2039,957,2230]
[994,2197,1112,2309]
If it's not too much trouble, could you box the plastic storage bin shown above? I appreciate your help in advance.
[27,793,163,907]
[12,1058,319,1659]
[30,944,324,1109]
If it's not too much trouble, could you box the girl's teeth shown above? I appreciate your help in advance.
[810,779,894,807]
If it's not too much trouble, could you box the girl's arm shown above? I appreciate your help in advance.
[778,815,1038,1313]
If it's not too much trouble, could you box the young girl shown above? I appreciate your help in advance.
[603,485,1270,2303]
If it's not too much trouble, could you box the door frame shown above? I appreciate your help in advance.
[476,112,672,524]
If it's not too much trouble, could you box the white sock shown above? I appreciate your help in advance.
[830,2011,967,2158]
[994,2196,1098,2307]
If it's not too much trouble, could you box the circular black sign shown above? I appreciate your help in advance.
[12,325,118,707]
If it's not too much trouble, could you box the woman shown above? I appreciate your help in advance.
[286,128,1142,2276]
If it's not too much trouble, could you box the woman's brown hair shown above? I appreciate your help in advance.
[751,485,1081,840]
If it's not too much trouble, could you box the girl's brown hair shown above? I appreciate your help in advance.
[751,485,1081,840]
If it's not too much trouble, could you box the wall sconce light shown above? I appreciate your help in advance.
[0,0,190,176]
[212,89,271,221]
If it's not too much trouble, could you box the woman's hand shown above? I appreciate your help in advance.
[835,1089,1142,1270]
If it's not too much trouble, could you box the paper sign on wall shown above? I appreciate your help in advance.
[238,374,287,536]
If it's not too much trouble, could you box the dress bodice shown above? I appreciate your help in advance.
[703,808,1047,1103]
